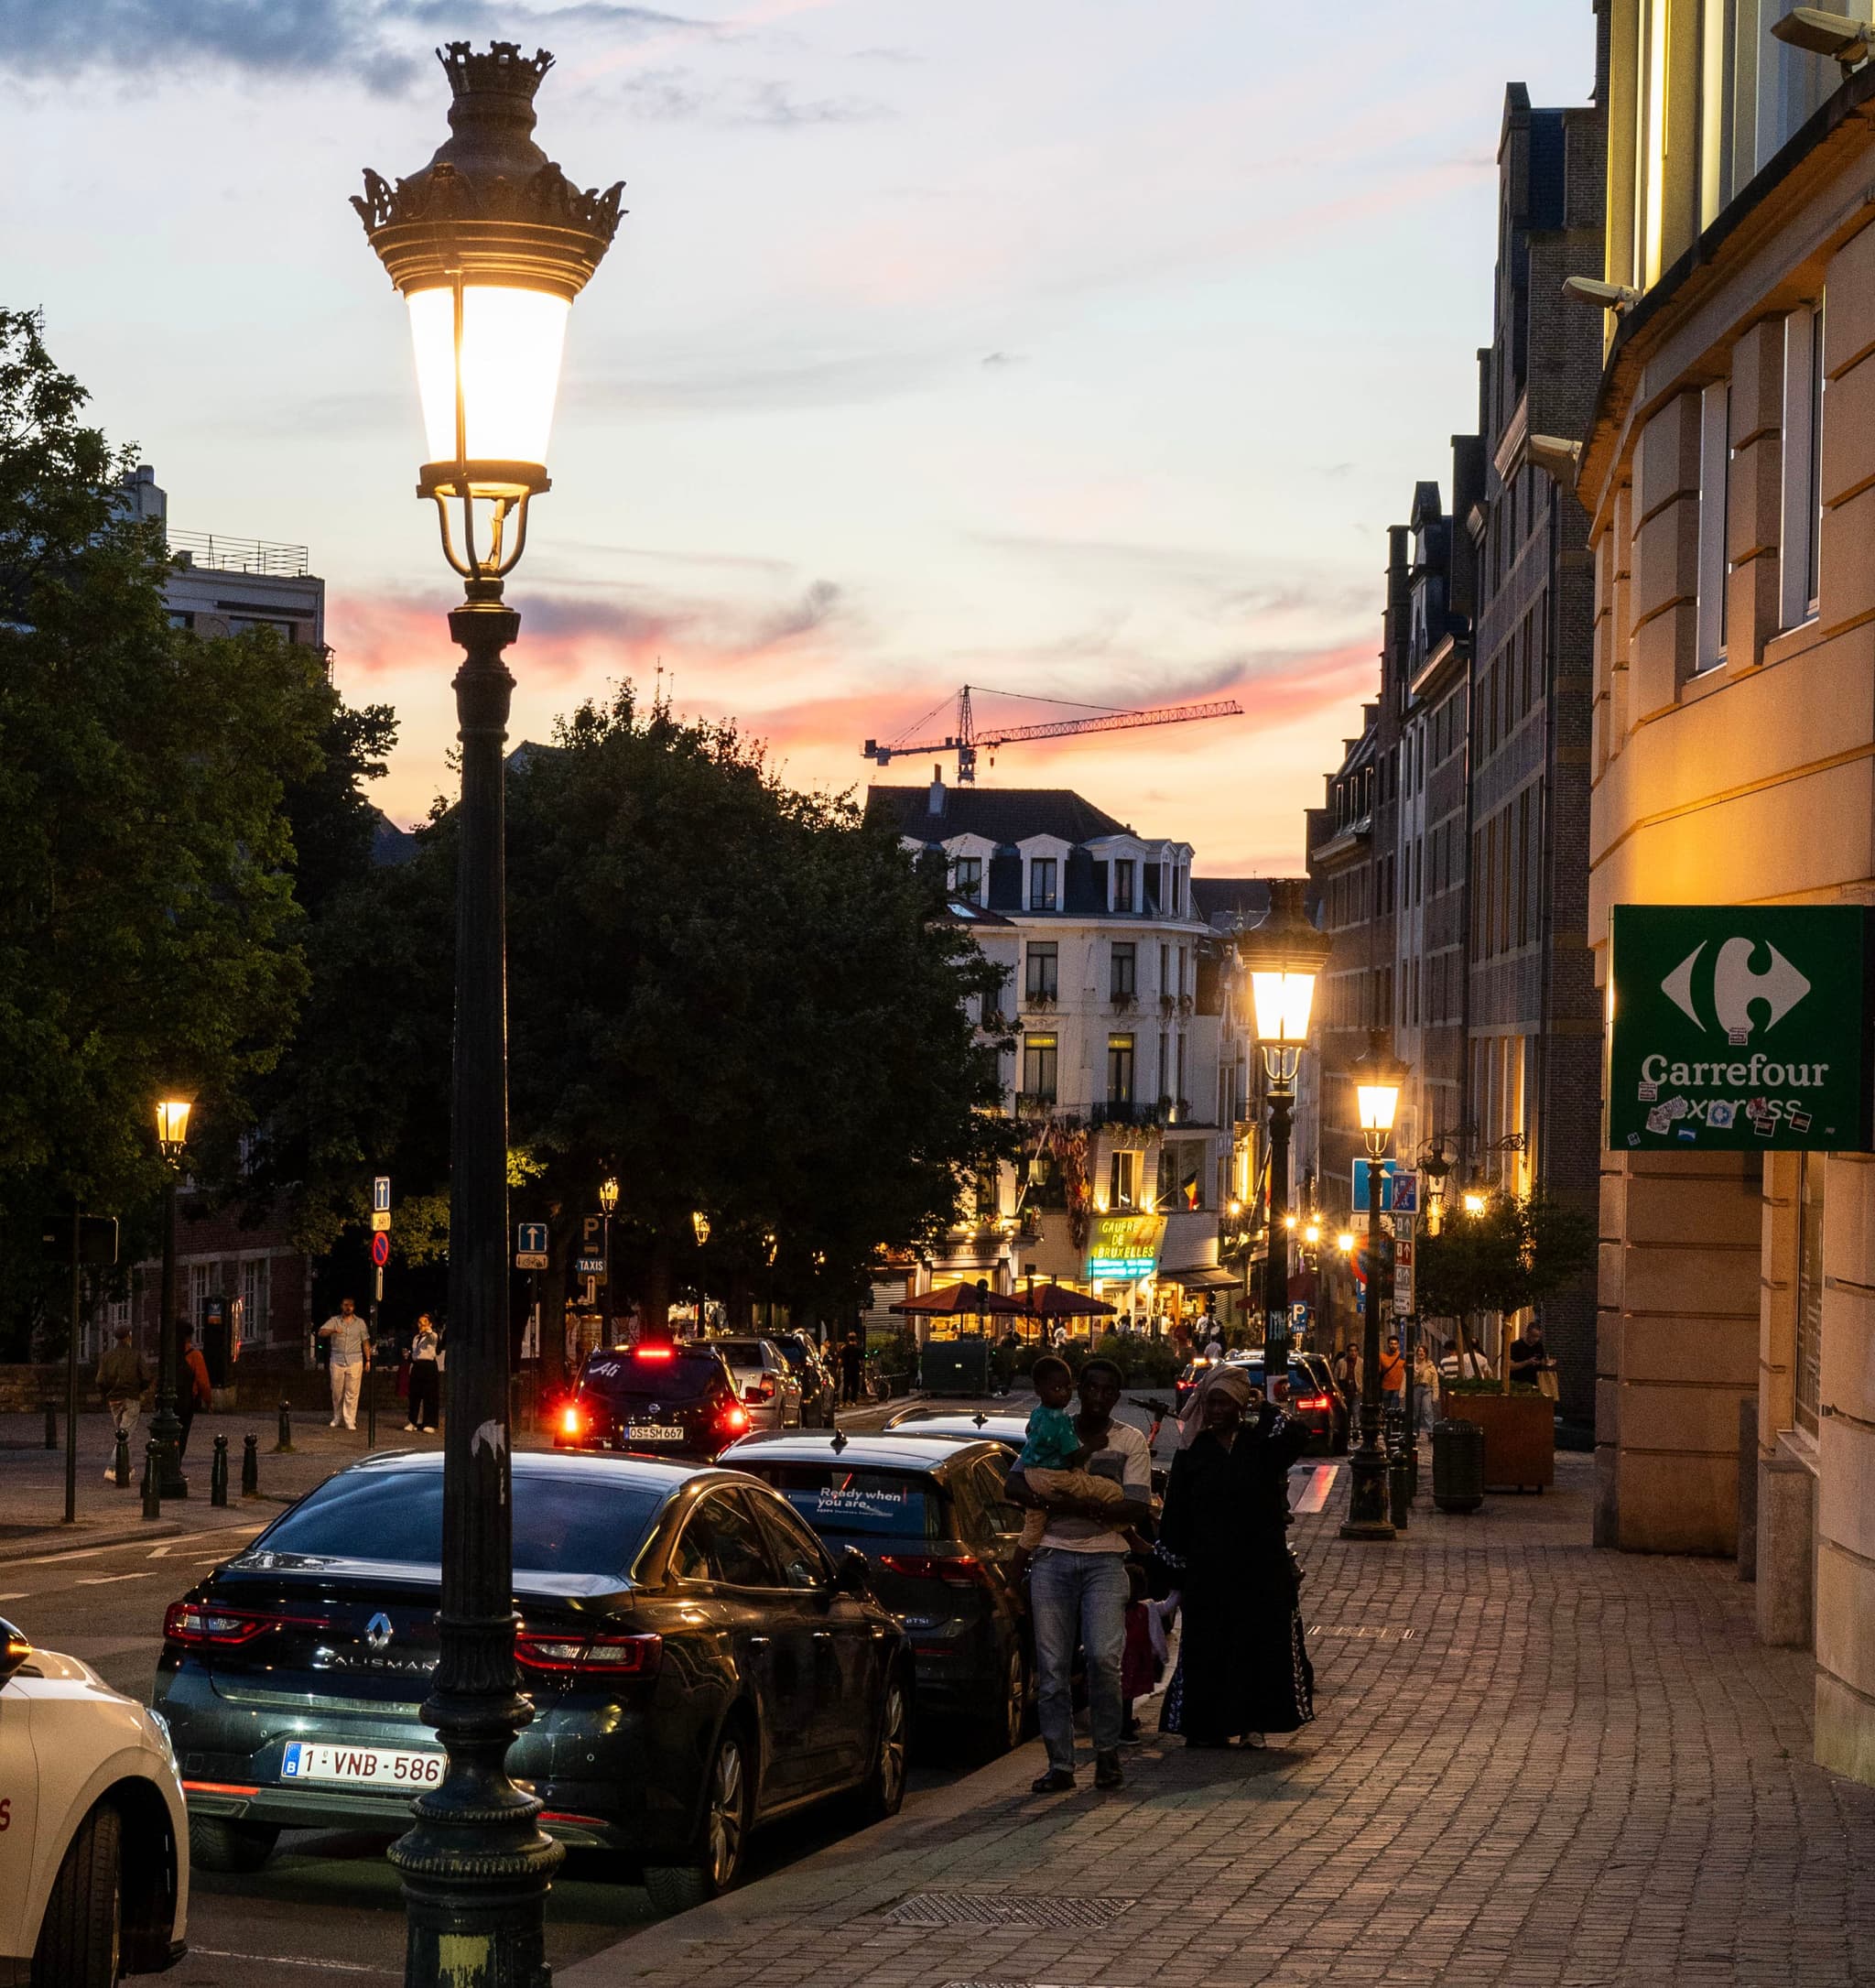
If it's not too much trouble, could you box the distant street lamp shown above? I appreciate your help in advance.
[150,1099,193,1501]
[352,38,622,1988]
[1236,877,1331,1389]
[598,1178,619,1342]
[1342,1030,1408,1541]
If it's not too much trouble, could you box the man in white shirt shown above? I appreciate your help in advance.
[318,1298,372,1430]
[1024,1359,1153,1794]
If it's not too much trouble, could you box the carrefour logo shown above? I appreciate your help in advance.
[1660,937,1810,1041]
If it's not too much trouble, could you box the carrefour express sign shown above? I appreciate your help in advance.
[1608,906,1874,1152]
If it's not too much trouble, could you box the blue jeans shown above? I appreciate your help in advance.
[1030,1548,1130,1771]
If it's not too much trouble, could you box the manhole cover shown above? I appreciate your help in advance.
[888,1894,1135,1931]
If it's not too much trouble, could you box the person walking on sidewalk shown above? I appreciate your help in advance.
[1414,1342,1440,1439]
[95,1324,147,1481]
[1379,1334,1407,1424]
[1024,1358,1153,1796]
[177,1322,213,1459]
[1155,1365,1314,1748]
[405,1314,441,1432]
[838,1332,863,1407]
[319,1298,372,1430]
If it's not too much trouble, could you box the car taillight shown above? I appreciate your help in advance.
[163,1603,330,1646]
[743,1378,775,1403]
[1298,1394,1332,1410]
[879,1553,991,1589]
[516,1631,662,1677]
[634,1344,675,1363]
[721,1404,751,1434]
[558,1404,587,1440]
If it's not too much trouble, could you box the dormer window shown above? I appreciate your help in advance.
[952,854,982,905]
[1113,859,1135,913]
[1029,857,1058,911]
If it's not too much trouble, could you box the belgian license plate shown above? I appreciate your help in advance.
[280,1741,444,1788]
[628,1422,684,1441]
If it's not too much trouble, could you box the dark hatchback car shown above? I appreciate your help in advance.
[157,1450,911,1914]
[726,1433,1031,1755]
[773,1334,837,1428]
[556,1342,751,1461]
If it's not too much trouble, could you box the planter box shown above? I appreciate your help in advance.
[1439,1389,1554,1491]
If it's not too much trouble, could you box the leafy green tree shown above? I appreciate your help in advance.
[0,310,340,1349]
[1415,1190,1596,1381]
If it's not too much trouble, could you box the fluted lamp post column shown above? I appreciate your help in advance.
[1235,878,1331,1396]
[352,38,623,1988]
[151,1099,194,1501]
[1341,1030,1409,1541]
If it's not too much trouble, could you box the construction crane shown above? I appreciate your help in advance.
[862,683,1243,784]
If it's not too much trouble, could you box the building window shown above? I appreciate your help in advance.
[1795,1153,1824,1437]
[1107,1034,1135,1106]
[952,854,982,905]
[1781,301,1824,628]
[1111,942,1136,1000]
[1028,856,1058,911]
[240,1255,271,1342]
[1696,376,1732,671]
[1112,858,1135,912]
[1109,1148,1138,1211]
[1024,941,1058,1002]
[1022,1034,1057,1104]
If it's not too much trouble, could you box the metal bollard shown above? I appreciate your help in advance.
[43,1403,57,1450]
[210,1433,229,1507]
[114,1426,130,1489]
[1389,1447,1412,1530]
[241,1432,259,1498]
[141,1439,161,1520]
[274,1398,295,1454]
[365,1364,376,1450]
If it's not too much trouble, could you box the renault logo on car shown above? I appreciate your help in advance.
[366,1612,394,1651]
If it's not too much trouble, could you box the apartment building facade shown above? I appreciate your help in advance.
[1582,0,1875,1786]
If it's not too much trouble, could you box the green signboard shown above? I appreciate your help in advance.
[1609,906,1874,1152]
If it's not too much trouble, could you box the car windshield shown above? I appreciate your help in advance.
[259,1469,666,1575]
[578,1348,725,1403]
[707,1341,770,1368]
[741,1462,941,1538]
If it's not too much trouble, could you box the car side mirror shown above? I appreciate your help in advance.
[831,1546,871,1597]
[0,1619,30,1684]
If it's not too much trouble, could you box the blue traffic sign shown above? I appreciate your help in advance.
[1352,1159,1419,1213]
[515,1221,548,1257]
[373,1174,391,1214]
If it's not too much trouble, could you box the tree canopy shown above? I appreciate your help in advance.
[1414,1190,1596,1324]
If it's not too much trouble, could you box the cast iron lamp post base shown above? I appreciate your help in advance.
[385,585,563,1988]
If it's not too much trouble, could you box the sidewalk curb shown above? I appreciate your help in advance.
[558,1736,1059,1985]
[0,1518,183,1562]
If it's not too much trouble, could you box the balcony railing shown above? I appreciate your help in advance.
[1089,1100,1164,1129]
[1014,1092,1058,1118]
[168,529,311,579]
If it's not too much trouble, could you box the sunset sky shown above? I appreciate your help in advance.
[6,0,1593,872]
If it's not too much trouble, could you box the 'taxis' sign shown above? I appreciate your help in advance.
[1608,906,1874,1152]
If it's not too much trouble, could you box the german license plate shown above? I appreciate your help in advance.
[280,1741,444,1788]
[628,1423,684,1442]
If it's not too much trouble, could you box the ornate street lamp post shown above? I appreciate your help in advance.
[1236,878,1331,1393]
[151,1099,193,1500]
[352,39,622,1988]
[1342,1030,1408,1540]
[598,1176,619,1344]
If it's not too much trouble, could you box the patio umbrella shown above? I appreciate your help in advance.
[889,1283,1028,1320]
[1022,1283,1117,1320]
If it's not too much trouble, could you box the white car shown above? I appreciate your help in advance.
[0,1615,189,1985]
[700,1337,805,1430]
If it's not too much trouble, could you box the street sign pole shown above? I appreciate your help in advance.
[64,1205,80,1526]
[368,1179,390,1451]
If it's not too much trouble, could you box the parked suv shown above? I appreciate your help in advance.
[558,1342,750,1460]
[701,1339,805,1431]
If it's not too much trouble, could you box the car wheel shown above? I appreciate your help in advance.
[644,1724,750,1916]
[977,1642,1026,1757]
[30,1800,120,1988]
[189,1814,280,1874]
[857,1669,910,1821]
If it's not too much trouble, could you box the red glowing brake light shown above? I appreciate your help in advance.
[164,1603,331,1646]
[558,1404,587,1440]
[516,1630,662,1678]
[1298,1394,1332,1411]
[634,1344,675,1362]
[721,1404,751,1434]
[879,1553,991,1589]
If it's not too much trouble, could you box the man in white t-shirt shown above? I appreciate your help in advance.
[1023,1358,1153,1794]
[319,1298,372,1430]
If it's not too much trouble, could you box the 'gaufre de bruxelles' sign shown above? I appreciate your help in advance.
[1609,906,1874,1152]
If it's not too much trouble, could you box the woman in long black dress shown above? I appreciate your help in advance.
[1157,1365,1314,1746]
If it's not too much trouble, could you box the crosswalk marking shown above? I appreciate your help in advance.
[1293,1464,1339,1515]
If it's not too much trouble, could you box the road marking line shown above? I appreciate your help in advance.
[0,1593,27,1602]
[73,1572,154,1586]
[147,1544,174,1558]
[185,1950,395,1977]
[1293,1465,1339,1515]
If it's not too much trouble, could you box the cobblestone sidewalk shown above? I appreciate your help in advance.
[565,1453,1875,1988]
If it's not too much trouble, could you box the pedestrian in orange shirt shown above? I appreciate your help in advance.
[177,1321,213,1458]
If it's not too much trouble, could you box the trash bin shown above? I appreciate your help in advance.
[1432,1418,1485,1514]
[921,1336,991,1396]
